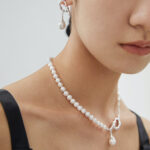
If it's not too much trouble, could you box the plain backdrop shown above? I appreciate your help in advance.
[0,0,150,120]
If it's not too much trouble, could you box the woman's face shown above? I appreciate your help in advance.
[71,0,150,73]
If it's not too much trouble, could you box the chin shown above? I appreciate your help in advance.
[105,45,150,74]
[106,63,148,74]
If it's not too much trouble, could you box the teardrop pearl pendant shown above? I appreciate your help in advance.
[58,11,66,30]
[109,134,116,146]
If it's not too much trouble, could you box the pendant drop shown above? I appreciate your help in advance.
[109,129,116,146]
[109,135,116,146]
[58,19,66,30]
[58,11,66,30]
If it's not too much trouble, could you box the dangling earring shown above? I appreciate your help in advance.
[58,0,71,30]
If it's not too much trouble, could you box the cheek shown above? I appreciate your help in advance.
[75,0,132,49]
[75,1,150,73]
[75,2,123,59]
[76,0,127,50]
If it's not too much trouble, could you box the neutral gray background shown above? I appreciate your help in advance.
[0,0,150,120]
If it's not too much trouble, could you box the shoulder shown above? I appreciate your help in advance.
[0,78,30,149]
[141,116,150,141]
[1,64,49,105]
[0,96,13,149]
[0,64,53,148]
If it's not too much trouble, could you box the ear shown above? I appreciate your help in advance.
[60,0,73,6]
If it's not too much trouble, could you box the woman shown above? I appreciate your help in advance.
[0,0,150,149]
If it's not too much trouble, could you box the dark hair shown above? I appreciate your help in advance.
[66,16,71,37]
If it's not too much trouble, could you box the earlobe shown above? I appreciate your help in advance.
[60,0,73,6]
[66,0,73,5]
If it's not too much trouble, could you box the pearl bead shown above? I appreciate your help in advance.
[89,115,94,121]
[56,78,60,83]
[58,82,63,87]
[53,74,58,79]
[74,102,79,107]
[67,95,72,100]
[60,86,66,92]
[95,120,100,125]
[77,105,82,111]
[98,122,103,127]
[85,112,90,117]
[81,108,86,114]
[50,66,54,70]
[93,118,97,123]
[63,91,69,96]
[101,123,105,128]
[97,121,101,126]
[48,63,52,67]
[70,99,75,104]
[51,70,56,74]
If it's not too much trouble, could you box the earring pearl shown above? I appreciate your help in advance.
[58,19,66,30]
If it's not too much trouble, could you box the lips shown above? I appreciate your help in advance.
[119,44,150,56]
[122,40,150,48]
[119,40,150,56]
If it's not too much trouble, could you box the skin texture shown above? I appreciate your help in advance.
[70,0,150,73]
[0,0,150,149]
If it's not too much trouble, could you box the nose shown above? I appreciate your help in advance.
[129,1,150,32]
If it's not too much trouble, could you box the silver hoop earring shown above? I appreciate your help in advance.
[58,0,71,30]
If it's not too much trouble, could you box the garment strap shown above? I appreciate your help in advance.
[130,109,150,150]
[0,89,32,150]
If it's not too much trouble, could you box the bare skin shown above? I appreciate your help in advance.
[0,64,149,150]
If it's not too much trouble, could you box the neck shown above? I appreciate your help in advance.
[52,34,122,122]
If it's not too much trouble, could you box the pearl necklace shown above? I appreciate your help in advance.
[47,57,122,146]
